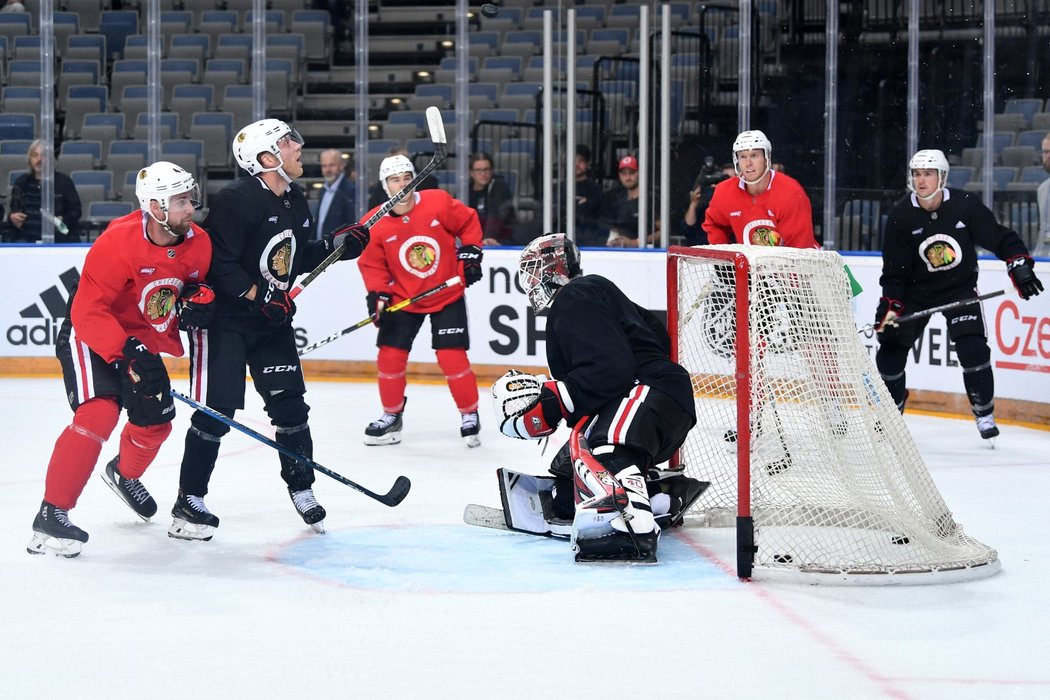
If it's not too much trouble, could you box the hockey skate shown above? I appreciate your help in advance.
[168,490,220,541]
[975,414,999,443]
[460,411,481,448]
[364,404,404,446]
[101,455,158,521]
[289,488,326,534]
[27,501,89,558]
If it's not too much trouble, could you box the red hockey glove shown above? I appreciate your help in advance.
[252,286,296,326]
[177,283,216,331]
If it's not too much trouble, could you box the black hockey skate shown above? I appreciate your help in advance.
[27,501,89,558]
[460,411,480,448]
[975,414,999,441]
[168,490,220,541]
[364,401,405,446]
[289,487,326,534]
[101,455,158,521]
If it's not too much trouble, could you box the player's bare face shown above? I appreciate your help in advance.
[164,192,197,235]
[911,168,940,197]
[386,172,414,197]
[736,149,767,181]
[277,134,304,179]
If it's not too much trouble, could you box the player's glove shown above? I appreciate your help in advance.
[367,290,393,326]
[177,283,216,331]
[252,286,296,326]
[874,297,904,335]
[324,222,370,261]
[122,336,169,396]
[457,245,484,287]
[491,369,572,440]
[1006,255,1043,300]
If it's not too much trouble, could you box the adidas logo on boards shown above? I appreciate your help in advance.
[7,266,79,347]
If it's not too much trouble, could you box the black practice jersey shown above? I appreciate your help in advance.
[545,274,696,423]
[203,176,329,331]
[880,188,1029,304]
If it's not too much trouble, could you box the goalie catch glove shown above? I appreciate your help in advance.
[177,283,216,331]
[874,297,904,334]
[491,369,573,440]
[1006,256,1043,300]
[325,223,370,261]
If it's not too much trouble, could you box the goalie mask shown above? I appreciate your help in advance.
[379,154,416,197]
[135,161,200,231]
[518,233,582,312]
[907,149,949,201]
[732,129,772,185]
[233,118,304,178]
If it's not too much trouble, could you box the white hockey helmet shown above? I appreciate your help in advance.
[232,118,304,176]
[518,233,582,312]
[732,130,772,182]
[907,149,949,198]
[135,161,200,214]
[379,154,416,197]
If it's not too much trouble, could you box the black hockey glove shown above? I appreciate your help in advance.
[325,222,370,261]
[252,286,296,327]
[1006,256,1043,300]
[874,297,904,335]
[177,283,216,331]
[457,245,484,287]
[122,336,169,396]
[367,290,393,326]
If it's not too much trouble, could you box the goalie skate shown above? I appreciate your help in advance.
[27,501,89,558]
[168,490,219,541]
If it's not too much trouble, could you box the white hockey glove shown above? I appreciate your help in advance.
[491,370,573,440]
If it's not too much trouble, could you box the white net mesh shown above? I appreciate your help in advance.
[671,245,999,582]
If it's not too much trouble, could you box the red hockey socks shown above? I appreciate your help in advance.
[436,348,479,413]
[43,398,120,509]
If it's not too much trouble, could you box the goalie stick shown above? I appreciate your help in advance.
[170,391,411,507]
[288,107,448,299]
[298,276,461,356]
[857,289,1007,334]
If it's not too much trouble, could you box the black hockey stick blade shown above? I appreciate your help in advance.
[858,289,1007,334]
[169,391,411,507]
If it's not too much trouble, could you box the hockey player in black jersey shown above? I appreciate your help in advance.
[170,118,369,540]
[875,149,1043,441]
[491,234,703,563]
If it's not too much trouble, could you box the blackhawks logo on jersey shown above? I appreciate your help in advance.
[919,235,962,272]
[145,287,176,321]
[742,218,783,246]
[260,229,295,288]
[398,235,441,279]
[138,277,181,333]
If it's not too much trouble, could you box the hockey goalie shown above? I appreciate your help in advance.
[488,234,708,563]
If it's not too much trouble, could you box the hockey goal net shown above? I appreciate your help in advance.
[667,245,1000,583]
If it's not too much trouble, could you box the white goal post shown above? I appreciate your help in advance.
[667,245,1000,584]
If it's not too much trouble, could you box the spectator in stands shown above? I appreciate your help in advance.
[468,152,515,246]
[367,147,438,209]
[0,0,27,13]
[602,155,641,247]
[568,144,605,247]
[680,159,734,245]
[3,140,82,244]
[1036,132,1050,256]
[316,148,357,241]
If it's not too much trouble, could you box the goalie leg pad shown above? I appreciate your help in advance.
[570,461,660,563]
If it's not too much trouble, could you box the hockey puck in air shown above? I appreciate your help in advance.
[480,3,500,18]
[773,553,793,564]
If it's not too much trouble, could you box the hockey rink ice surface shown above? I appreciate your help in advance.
[1,377,1047,699]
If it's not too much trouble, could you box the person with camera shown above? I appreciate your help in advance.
[681,157,733,245]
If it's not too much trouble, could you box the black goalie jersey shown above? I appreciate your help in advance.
[544,274,696,425]
[880,187,1030,305]
[202,176,330,331]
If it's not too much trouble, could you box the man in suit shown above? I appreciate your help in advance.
[316,149,357,241]
[1035,133,1050,256]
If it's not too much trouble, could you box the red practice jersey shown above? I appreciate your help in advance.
[358,189,483,313]
[71,211,212,363]
[702,171,819,249]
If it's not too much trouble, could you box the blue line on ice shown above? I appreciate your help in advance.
[278,525,739,593]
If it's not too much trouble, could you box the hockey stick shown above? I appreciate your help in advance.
[857,289,1007,334]
[169,391,411,507]
[289,107,448,299]
[297,275,462,356]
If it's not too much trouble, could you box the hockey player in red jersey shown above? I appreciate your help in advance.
[490,234,705,563]
[357,154,485,447]
[702,130,819,249]
[28,162,214,558]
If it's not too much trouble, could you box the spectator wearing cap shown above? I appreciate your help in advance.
[601,155,641,247]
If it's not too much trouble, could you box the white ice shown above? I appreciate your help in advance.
[1,376,1048,699]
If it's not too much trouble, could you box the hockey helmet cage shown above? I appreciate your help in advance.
[907,149,949,197]
[518,233,582,312]
[135,161,200,214]
[379,154,417,197]
[232,118,304,176]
